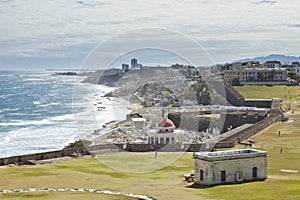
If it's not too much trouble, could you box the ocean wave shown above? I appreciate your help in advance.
[0,125,80,158]
[37,102,61,107]
[51,114,74,121]
[0,94,14,98]
[33,101,41,105]
[24,78,42,81]
[0,119,52,126]
[0,108,19,113]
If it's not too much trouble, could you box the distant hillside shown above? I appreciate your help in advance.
[233,54,300,64]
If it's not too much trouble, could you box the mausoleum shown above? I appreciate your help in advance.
[193,149,267,185]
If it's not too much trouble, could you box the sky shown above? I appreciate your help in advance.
[0,0,300,70]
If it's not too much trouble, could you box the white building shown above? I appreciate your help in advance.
[264,61,281,68]
[193,149,267,185]
[131,117,146,130]
[148,118,181,144]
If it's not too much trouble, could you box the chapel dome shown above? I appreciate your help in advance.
[157,118,175,128]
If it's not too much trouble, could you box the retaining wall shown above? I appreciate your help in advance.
[0,111,283,166]
[0,147,90,166]
[217,111,284,147]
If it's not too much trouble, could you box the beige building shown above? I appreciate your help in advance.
[224,68,287,82]
[193,149,267,185]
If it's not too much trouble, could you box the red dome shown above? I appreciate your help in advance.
[157,119,175,128]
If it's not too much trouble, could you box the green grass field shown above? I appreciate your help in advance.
[1,85,300,199]
[1,123,299,200]
[0,192,136,200]
[234,85,300,110]
[234,85,298,100]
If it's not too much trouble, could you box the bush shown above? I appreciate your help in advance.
[64,140,92,149]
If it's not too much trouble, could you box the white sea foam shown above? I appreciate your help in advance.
[0,73,121,158]
[25,78,42,81]
[0,119,52,126]
[51,114,74,121]
[0,108,19,113]
[0,125,80,158]
[37,102,61,107]
[3,136,10,144]
[0,94,13,98]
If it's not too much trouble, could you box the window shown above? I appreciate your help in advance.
[221,170,226,182]
[200,169,204,181]
[252,167,258,178]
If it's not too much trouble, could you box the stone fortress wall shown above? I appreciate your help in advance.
[0,81,284,166]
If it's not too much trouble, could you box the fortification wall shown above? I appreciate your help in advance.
[0,110,283,166]
[244,100,272,108]
[217,111,284,148]
[0,147,90,166]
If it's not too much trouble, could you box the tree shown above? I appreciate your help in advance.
[287,71,300,82]
[231,78,241,86]
[257,72,265,81]
[268,69,276,81]
[64,140,92,149]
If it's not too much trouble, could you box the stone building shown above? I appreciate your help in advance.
[193,149,267,185]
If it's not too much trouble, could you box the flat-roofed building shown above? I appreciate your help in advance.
[193,149,267,185]
[224,68,287,82]
[264,61,281,68]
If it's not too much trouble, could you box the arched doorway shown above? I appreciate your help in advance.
[166,138,170,144]
[160,138,164,144]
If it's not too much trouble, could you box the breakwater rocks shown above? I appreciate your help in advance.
[0,188,155,200]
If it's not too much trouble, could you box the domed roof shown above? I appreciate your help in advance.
[157,118,175,128]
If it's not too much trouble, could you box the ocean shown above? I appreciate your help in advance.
[0,71,122,158]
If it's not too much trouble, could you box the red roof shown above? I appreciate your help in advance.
[157,119,175,128]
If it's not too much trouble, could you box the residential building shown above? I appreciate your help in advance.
[290,62,300,76]
[224,68,287,82]
[263,61,281,68]
[122,64,129,71]
[291,62,300,68]
[131,58,138,69]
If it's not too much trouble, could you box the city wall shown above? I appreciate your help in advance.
[0,147,90,166]
[0,110,282,166]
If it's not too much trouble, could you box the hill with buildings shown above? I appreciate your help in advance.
[234,54,300,65]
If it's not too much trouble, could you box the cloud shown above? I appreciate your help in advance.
[76,0,95,7]
[0,0,14,3]
[288,24,300,28]
[254,0,277,4]
[0,0,300,69]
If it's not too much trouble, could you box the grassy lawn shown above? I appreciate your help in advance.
[197,117,300,200]
[0,192,135,200]
[1,129,299,200]
[97,152,185,173]
[234,85,300,110]
[0,85,299,200]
